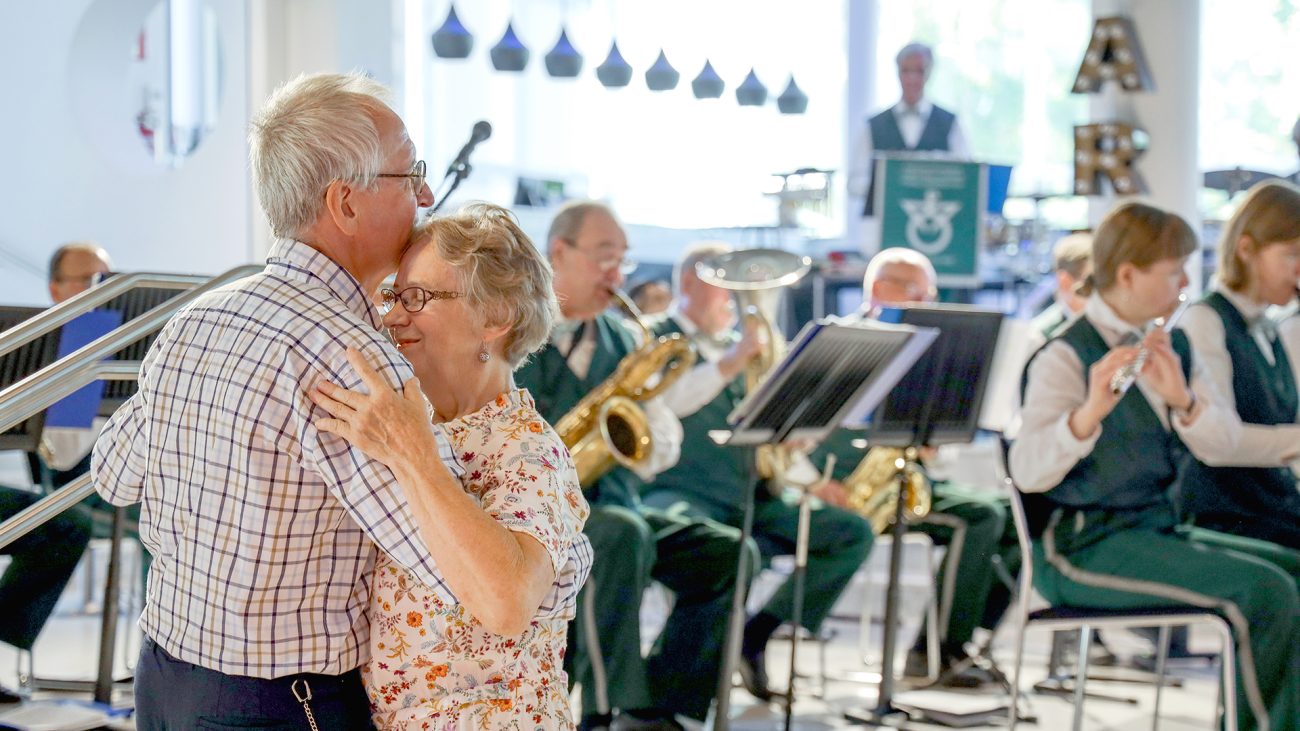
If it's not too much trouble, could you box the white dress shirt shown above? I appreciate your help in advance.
[1181,286,1300,466]
[551,315,683,480]
[658,307,733,419]
[848,98,972,199]
[1011,295,1243,493]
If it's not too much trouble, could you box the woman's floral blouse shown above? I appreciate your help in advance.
[363,389,590,730]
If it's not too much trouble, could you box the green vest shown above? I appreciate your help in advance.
[1182,292,1300,521]
[1023,316,1193,514]
[643,316,755,511]
[514,313,644,507]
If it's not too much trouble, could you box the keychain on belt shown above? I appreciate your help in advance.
[292,679,320,731]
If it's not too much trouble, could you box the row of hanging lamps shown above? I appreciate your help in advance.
[427,4,806,113]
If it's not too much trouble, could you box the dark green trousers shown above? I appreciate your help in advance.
[568,504,754,721]
[0,485,93,651]
[908,482,1018,653]
[642,488,873,633]
[1036,507,1299,731]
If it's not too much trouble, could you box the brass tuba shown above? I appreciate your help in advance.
[554,289,696,488]
[695,248,811,484]
[844,445,932,534]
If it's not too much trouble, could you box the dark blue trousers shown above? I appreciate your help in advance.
[134,637,374,730]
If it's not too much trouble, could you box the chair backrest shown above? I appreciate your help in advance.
[994,433,1039,621]
[0,305,57,452]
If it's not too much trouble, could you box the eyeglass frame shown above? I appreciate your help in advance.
[379,285,466,314]
[557,238,638,276]
[375,160,427,193]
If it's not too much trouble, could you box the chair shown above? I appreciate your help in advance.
[995,436,1237,731]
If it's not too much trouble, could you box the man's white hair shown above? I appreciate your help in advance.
[249,72,392,238]
[673,241,734,294]
[862,247,937,292]
[896,42,934,73]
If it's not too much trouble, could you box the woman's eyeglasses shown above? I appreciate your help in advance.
[379,286,465,314]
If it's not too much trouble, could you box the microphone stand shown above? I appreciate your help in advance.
[430,159,472,214]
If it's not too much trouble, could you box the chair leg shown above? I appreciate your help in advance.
[924,542,940,682]
[1006,617,1029,729]
[1214,622,1237,731]
[1152,625,1170,731]
[1071,623,1092,731]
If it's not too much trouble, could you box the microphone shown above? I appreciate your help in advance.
[445,121,492,176]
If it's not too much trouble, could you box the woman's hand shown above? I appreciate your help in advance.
[1138,329,1194,411]
[311,347,438,472]
[1069,344,1140,439]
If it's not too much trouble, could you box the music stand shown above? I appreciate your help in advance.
[707,318,939,731]
[843,303,1004,728]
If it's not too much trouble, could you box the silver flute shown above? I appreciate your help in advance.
[1109,293,1191,396]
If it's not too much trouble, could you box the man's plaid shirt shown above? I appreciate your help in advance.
[93,239,591,678]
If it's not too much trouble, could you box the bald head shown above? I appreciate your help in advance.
[49,242,112,304]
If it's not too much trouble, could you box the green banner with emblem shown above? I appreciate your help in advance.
[875,158,985,287]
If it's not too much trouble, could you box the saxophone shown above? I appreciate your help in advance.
[553,289,696,488]
[844,446,932,535]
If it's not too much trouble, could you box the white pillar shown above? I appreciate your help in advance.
[843,0,879,250]
[1089,0,1202,288]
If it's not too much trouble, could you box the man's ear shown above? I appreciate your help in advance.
[323,180,360,236]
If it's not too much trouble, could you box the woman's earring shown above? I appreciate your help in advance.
[478,342,491,363]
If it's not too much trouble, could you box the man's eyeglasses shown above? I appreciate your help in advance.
[379,286,465,314]
[560,238,637,276]
[376,160,427,193]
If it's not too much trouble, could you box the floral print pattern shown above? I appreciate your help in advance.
[363,389,589,730]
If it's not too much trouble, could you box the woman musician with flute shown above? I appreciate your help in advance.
[1010,201,1299,731]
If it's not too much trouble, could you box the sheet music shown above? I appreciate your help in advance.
[838,321,939,427]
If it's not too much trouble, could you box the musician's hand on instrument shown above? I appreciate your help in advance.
[813,479,850,508]
[1070,346,1137,438]
[718,318,767,379]
[312,348,441,471]
[1139,331,1193,410]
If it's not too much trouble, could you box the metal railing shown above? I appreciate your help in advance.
[0,263,260,702]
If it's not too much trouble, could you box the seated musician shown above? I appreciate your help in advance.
[643,242,874,701]
[812,247,1019,687]
[1011,201,1298,731]
[513,201,756,730]
[1179,180,1300,557]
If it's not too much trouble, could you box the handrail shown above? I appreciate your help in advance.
[0,264,261,434]
[0,271,221,358]
[0,473,95,552]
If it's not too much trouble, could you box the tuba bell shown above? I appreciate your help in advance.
[695,248,811,484]
[554,289,696,488]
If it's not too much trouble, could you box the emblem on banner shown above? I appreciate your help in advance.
[900,190,961,255]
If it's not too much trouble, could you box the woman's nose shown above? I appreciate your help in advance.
[383,306,409,328]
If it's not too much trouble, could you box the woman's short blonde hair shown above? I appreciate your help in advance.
[1082,202,1197,295]
[412,203,559,368]
[249,72,391,238]
[1216,180,1300,292]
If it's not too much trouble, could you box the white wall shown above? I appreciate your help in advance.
[0,0,253,306]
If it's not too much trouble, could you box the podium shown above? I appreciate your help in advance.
[867,154,1012,289]
[706,318,939,731]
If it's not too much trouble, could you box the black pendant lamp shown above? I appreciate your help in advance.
[777,75,808,114]
[545,28,583,78]
[490,21,529,72]
[691,60,725,99]
[431,4,473,59]
[735,68,768,106]
[596,41,633,88]
[644,50,680,91]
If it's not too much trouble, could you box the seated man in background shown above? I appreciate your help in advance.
[1030,232,1092,344]
[644,242,874,701]
[629,278,673,317]
[812,248,1018,688]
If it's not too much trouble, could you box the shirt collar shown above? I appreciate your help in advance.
[1212,281,1270,323]
[266,239,383,330]
[667,303,699,338]
[895,98,932,118]
[1084,294,1148,345]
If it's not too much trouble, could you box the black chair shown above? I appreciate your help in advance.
[995,436,1236,731]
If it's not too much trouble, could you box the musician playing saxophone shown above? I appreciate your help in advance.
[810,247,1019,687]
[645,242,874,702]
[514,201,751,730]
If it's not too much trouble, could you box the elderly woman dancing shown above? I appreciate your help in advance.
[311,203,591,730]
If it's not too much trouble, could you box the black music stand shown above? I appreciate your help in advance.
[843,304,1004,728]
[707,318,939,731]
